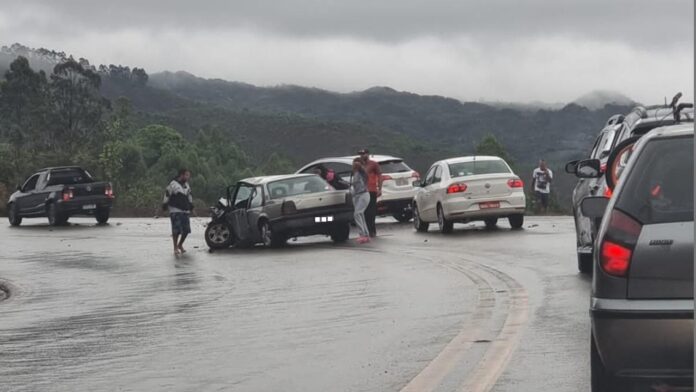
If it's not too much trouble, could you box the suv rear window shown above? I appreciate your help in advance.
[268,176,331,199]
[615,136,693,224]
[379,160,411,173]
[47,169,93,185]
[448,159,511,177]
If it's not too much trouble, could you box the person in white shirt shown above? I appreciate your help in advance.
[162,169,194,255]
[531,160,553,214]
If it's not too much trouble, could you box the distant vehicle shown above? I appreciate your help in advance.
[297,155,420,222]
[577,124,693,391]
[7,166,114,226]
[412,156,525,233]
[567,97,694,273]
[566,115,625,273]
[205,174,353,249]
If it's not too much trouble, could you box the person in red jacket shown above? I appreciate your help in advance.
[358,148,382,237]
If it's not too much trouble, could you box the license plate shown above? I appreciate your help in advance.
[396,178,409,186]
[479,201,500,209]
[314,216,334,223]
[83,204,96,210]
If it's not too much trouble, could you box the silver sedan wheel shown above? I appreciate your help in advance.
[207,223,231,245]
[261,221,273,247]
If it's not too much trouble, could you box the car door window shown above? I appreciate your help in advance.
[233,184,254,209]
[423,167,436,186]
[249,186,264,209]
[432,166,442,184]
[324,162,353,181]
[22,174,40,192]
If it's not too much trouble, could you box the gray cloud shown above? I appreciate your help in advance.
[1,0,693,103]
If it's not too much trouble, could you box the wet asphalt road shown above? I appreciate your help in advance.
[0,216,592,392]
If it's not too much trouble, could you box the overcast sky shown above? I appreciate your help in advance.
[1,0,693,103]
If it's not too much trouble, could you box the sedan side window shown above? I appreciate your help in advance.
[424,166,436,186]
[432,166,442,184]
[22,174,40,192]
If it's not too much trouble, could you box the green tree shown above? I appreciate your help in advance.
[475,134,513,165]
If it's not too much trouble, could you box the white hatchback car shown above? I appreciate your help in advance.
[412,156,526,233]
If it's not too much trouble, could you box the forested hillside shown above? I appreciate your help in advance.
[0,43,637,214]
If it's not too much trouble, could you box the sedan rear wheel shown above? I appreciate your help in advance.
[508,214,524,230]
[413,204,429,233]
[330,223,350,243]
[578,252,593,274]
[8,203,22,226]
[437,205,453,234]
[484,217,498,229]
[205,222,233,249]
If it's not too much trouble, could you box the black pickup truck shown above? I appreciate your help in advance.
[7,166,114,226]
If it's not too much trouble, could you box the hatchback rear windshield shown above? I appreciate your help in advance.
[448,159,511,177]
[379,160,411,174]
[615,136,693,224]
[267,176,331,199]
[47,169,93,185]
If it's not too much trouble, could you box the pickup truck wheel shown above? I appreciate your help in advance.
[413,204,429,233]
[47,204,68,226]
[578,252,593,274]
[508,214,524,230]
[484,218,498,229]
[330,223,350,243]
[8,203,22,226]
[205,222,233,249]
[437,204,453,234]
[95,208,110,224]
[260,220,285,248]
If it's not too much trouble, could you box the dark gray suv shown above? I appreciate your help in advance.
[578,124,693,391]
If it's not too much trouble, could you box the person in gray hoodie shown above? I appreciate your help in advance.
[162,169,194,255]
[350,158,371,243]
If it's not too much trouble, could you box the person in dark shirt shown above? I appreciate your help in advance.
[313,165,350,190]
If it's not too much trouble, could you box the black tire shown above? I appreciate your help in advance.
[578,252,593,274]
[47,203,67,226]
[205,222,234,249]
[330,223,350,243]
[437,204,453,234]
[605,135,640,190]
[413,204,429,233]
[95,208,110,224]
[484,217,498,229]
[260,220,285,248]
[591,333,619,392]
[508,214,524,230]
[392,210,413,223]
[7,203,22,226]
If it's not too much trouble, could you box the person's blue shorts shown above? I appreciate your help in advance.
[170,212,191,235]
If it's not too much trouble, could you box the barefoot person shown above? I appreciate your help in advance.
[162,169,194,255]
[350,158,371,244]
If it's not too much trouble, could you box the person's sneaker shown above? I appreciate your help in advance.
[357,236,370,244]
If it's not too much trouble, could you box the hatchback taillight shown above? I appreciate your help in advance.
[62,189,74,201]
[105,184,114,199]
[381,175,393,181]
[507,179,524,188]
[447,183,467,194]
[599,210,642,277]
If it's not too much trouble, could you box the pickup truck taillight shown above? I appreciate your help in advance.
[62,189,74,201]
[105,184,114,199]
[281,200,297,215]
[599,210,642,277]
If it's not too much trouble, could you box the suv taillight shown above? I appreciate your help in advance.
[447,183,467,194]
[62,189,74,201]
[105,184,114,199]
[381,175,393,181]
[507,179,524,188]
[599,210,642,277]
[411,171,420,179]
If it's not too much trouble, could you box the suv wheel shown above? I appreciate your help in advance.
[578,252,593,274]
[8,203,22,226]
[413,204,429,233]
[392,210,413,223]
[437,205,453,234]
